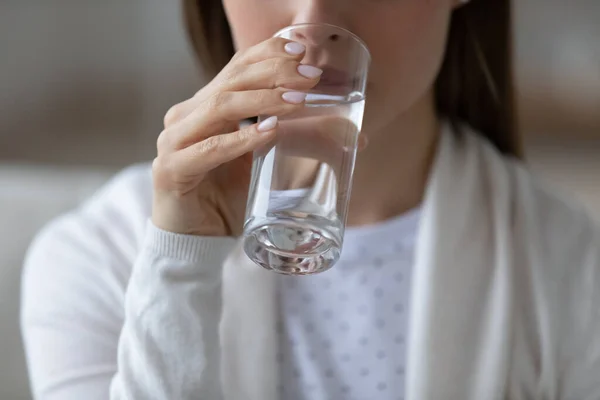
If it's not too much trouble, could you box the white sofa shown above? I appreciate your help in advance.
[0,165,114,400]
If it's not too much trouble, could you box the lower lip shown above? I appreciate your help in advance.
[317,81,348,87]
[313,83,352,95]
[316,78,360,89]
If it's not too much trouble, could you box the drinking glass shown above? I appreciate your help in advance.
[243,23,370,275]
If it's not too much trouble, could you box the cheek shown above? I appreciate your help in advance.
[223,0,290,50]
[361,1,451,109]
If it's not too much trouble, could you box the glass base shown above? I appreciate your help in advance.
[243,220,341,275]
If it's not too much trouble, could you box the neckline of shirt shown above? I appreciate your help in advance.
[343,206,421,240]
[336,206,422,263]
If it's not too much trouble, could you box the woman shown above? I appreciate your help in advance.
[21,0,600,399]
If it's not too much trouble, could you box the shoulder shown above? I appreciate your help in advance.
[465,127,600,254]
[467,130,600,371]
[459,126,600,291]
[80,162,153,227]
[469,128,600,312]
[26,162,153,269]
[35,162,152,246]
[503,147,600,262]
[27,162,153,264]
[22,163,153,325]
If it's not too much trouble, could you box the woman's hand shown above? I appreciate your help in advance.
[152,38,323,236]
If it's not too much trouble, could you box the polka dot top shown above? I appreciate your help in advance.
[276,207,420,400]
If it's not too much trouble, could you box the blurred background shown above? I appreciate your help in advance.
[0,1,599,398]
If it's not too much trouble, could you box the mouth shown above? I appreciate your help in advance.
[314,66,357,92]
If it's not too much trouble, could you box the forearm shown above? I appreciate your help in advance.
[110,222,236,399]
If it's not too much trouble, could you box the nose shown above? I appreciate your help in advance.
[290,0,348,44]
[291,29,341,46]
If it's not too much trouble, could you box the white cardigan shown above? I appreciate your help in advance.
[22,125,600,400]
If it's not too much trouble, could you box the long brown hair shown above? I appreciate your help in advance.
[182,0,521,157]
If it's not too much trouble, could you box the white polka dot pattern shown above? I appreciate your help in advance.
[276,208,420,400]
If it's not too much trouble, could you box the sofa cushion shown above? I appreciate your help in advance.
[0,164,113,400]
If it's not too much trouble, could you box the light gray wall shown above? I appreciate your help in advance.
[515,0,600,136]
[0,1,202,166]
[1,1,599,167]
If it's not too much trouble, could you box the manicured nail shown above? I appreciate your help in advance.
[297,65,323,79]
[257,116,278,132]
[284,41,305,55]
[282,91,307,104]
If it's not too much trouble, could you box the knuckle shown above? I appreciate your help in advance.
[163,104,184,127]
[156,130,172,153]
[270,59,300,88]
[152,156,174,183]
[270,37,288,52]
[151,156,164,176]
[269,58,287,74]
[153,155,190,189]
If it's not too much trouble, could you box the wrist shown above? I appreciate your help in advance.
[144,220,237,264]
[152,197,230,237]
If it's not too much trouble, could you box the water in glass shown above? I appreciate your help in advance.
[243,92,365,275]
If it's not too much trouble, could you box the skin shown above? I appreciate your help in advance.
[152,0,464,236]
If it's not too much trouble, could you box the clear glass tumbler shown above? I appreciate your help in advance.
[243,23,370,275]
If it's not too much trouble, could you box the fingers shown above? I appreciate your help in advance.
[220,57,322,92]
[163,38,319,129]
[357,134,369,152]
[216,37,321,92]
[213,37,309,90]
[233,37,306,65]
[157,120,278,181]
[163,97,198,128]
[160,89,307,152]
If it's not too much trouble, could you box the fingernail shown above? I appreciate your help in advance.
[257,116,278,132]
[282,91,307,104]
[284,41,305,55]
[297,65,323,79]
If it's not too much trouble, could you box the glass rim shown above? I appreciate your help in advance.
[273,23,371,62]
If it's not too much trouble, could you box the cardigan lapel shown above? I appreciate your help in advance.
[220,125,520,400]
[406,128,516,400]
